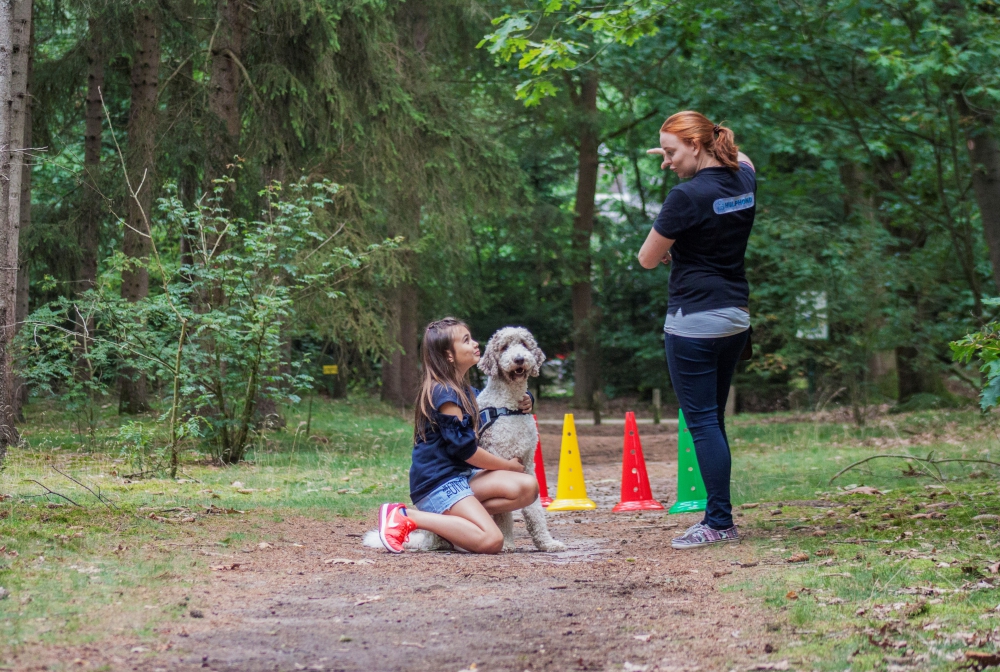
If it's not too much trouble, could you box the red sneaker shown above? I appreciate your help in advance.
[378,503,416,553]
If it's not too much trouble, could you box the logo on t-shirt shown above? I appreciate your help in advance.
[713,192,755,215]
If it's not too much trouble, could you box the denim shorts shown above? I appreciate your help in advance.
[413,470,480,514]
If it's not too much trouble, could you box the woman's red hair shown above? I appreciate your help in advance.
[660,111,740,170]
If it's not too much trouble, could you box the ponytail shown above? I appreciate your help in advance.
[660,111,740,170]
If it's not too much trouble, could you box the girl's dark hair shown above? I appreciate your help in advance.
[660,110,740,170]
[413,317,480,440]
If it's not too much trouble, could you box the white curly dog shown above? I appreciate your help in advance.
[363,326,566,553]
[475,327,566,552]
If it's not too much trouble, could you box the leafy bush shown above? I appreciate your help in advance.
[18,179,402,472]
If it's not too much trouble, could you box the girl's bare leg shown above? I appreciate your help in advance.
[469,470,538,514]
[406,497,504,554]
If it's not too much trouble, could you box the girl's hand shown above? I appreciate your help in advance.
[518,394,533,413]
[506,457,526,473]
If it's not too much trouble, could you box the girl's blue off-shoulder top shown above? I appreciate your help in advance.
[409,384,480,503]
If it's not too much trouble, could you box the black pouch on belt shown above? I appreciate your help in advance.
[740,325,754,361]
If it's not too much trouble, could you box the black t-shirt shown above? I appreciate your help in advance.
[652,163,757,314]
[409,384,480,503]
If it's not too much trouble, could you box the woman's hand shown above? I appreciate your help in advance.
[518,394,532,413]
[647,147,668,170]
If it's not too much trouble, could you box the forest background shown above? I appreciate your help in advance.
[1,0,1000,466]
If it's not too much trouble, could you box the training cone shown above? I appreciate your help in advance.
[532,415,552,507]
[612,412,665,512]
[546,414,596,511]
[668,409,708,514]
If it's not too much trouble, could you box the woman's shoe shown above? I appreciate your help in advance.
[671,522,739,549]
[378,503,417,553]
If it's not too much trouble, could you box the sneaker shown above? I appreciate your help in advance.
[378,502,417,553]
[671,522,739,549]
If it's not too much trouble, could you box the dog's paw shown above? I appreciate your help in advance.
[539,539,567,553]
[502,540,518,553]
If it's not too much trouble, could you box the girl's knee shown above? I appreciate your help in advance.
[476,530,504,554]
[522,475,539,501]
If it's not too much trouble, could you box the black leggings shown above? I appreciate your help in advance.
[664,329,749,529]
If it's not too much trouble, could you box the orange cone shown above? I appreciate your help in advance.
[612,412,665,512]
[532,416,552,507]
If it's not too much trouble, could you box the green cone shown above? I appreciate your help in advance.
[668,409,707,514]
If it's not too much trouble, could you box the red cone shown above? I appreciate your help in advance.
[533,415,552,507]
[612,412,664,512]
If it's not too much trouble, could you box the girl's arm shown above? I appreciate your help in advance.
[440,402,525,472]
[466,448,525,473]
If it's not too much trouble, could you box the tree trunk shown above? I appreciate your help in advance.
[12,0,31,419]
[571,71,600,409]
[380,187,420,408]
[119,5,159,415]
[0,0,30,454]
[962,119,1000,294]
[80,18,103,293]
[204,0,248,195]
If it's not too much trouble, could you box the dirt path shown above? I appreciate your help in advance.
[10,428,786,672]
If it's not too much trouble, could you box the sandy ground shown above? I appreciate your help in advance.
[8,425,788,672]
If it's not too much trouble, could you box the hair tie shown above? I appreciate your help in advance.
[713,125,720,135]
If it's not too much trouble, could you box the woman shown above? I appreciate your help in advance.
[637,111,756,550]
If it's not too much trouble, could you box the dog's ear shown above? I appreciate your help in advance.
[527,333,546,377]
[478,333,500,377]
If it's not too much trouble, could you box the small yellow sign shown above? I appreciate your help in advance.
[323,365,339,375]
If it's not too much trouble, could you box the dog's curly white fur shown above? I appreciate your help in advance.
[362,326,565,553]
[476,327,566,552]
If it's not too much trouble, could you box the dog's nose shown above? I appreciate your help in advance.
[514,356,525,366]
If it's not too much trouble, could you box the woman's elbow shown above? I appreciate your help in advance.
[637,252,658,269]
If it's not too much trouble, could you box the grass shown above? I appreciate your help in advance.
[3,399,1000,669]
[723,408,1000,670]
[0,395,414,657]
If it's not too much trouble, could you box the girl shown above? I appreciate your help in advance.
[637,111,756,550]
[377,317,539,554]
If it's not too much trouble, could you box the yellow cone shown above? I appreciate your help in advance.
[547,414,596,511]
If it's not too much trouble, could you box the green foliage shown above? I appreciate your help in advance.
[951,298,1000,410]
[19,179,402,468]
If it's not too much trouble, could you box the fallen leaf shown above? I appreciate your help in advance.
[787,553,810,563]
[965,651,1000,670]
[740,503,760,509]
[230,481,244,488]
[815,548,836,557]
[399,641,425,648]
[189,609,204,618]
[989,562,1000,574]
[785,591,798,600]
[973,514,1000,521]
[258,542,272,550]
[633,634,651,642]
[843,486,883,496]
[746,662,789,671]
[770,509,783,516]
[236,489,254,495]
[354,595,382,606]
[209,563,241,571]
[713,570,733,578]
[131,647,149,653]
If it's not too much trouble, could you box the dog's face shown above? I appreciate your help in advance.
[477,327,546,382]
